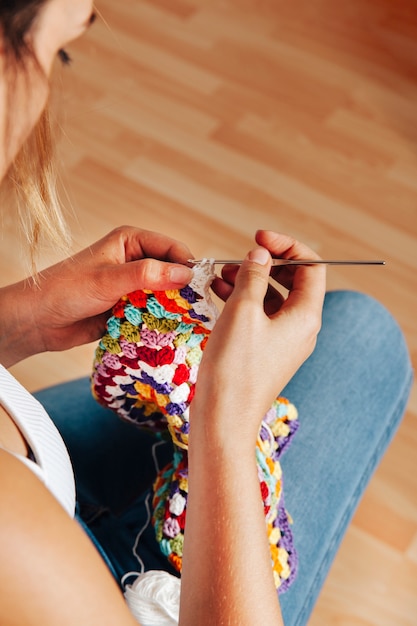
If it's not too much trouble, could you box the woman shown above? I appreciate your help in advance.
[0,2,412,625]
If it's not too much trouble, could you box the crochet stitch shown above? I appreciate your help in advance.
[91,260,299,593]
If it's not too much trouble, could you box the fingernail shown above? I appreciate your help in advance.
[247,247,270,265]
[169,265,193,285]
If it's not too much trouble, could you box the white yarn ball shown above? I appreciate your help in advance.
[124,570,180,626]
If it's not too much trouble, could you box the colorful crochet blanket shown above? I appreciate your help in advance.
[91,261,298,593]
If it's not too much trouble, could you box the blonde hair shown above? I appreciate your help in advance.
[1,1,71,274]
[7,108,71,272]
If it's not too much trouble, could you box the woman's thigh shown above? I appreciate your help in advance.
[35,290,413,624]
[278,290,412,626]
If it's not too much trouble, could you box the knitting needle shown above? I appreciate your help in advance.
[188,259,386,266]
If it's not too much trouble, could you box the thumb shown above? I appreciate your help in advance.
[108,258,193,296]
[232,247,272,301]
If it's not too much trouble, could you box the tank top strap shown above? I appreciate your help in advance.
[0,365,75,517]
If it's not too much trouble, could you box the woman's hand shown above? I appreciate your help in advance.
[191,229,326,451]
[182,231,325,626]
[0,226,193,367]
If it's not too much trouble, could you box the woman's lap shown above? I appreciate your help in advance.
[277,291,412,625]
[35,290,413,626]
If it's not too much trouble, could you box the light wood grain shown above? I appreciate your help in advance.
[2,1,416,623]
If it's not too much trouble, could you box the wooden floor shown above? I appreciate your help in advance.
[2,0,417,623]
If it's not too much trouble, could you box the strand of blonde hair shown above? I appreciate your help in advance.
[8,107,71,275]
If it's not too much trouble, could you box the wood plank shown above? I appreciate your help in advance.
[2,1,416,623]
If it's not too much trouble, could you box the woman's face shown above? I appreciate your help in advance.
[0,0,94,179]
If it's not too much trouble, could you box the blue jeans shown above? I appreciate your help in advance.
[35,290,413,626]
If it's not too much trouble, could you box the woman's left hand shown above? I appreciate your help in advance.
[0,226,193,367]
[190,229,326,451]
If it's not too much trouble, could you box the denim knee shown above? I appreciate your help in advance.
[323,290,412,380]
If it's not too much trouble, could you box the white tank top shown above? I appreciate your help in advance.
[0,365,76,517]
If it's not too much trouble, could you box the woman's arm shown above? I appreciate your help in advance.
[180,231,326,625]
[0,450,139,626]
[181,435,284,625]
[0,226,193,367]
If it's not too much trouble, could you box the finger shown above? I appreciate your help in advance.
[210,264,240,302]
[210,276,234,302]
[255,229,326,317]
[96,226,193,265]
[255,230,300,256]
[255,229,321,263]
[281,263,326,321]
[123,228,193,264]
[230,247,272,304]
[212,270,285,315]
[220,264,240,285]
[263,282,285,316]
[101,258,193,298]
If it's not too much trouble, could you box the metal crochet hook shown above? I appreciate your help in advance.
[188,259,386,266]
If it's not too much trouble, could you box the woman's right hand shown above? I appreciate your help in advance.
[190,230,326,451]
